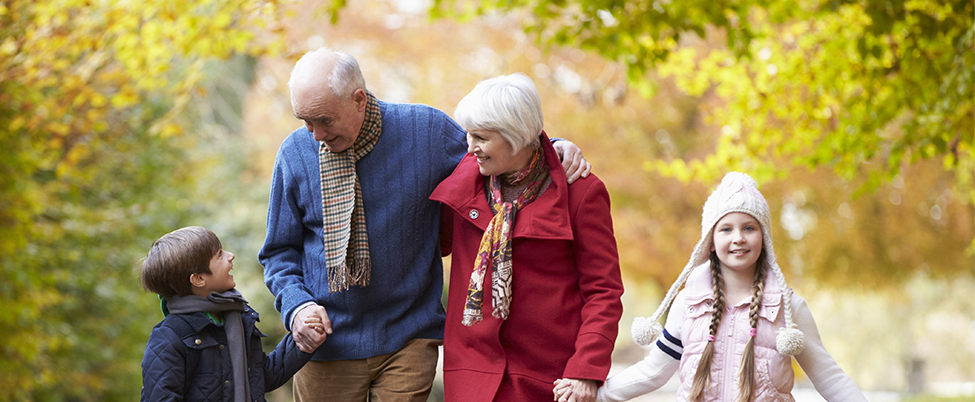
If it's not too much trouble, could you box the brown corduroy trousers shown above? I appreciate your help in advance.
[293,338,441,402]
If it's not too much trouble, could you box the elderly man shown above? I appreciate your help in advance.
[260,48,590,402]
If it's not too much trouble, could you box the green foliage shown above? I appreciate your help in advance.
[0,0,286,399]
[432,0,974,199]
[0,121,201,400]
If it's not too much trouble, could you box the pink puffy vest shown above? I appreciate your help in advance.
[676,265,796,401]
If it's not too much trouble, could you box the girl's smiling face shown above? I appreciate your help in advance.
[711,212,764,275]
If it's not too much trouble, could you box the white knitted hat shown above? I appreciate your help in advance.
[631,172,805,356]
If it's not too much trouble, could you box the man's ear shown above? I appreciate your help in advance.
[352,88,368,112]
[190,273,206,289]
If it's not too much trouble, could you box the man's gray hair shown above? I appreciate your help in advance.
[454,73,544,154]
[288,47,367,97]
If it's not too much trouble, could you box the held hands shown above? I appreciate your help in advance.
[553,378,598,402]
[552,140,592,184]
[293,304,332,353]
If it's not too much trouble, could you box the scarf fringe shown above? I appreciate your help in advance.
[491,298,510,320]
[328,258,371,293]
[462,309,483,326]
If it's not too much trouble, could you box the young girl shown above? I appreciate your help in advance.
[581,172,866,402]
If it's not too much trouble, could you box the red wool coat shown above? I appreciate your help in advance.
[430,135,624,402]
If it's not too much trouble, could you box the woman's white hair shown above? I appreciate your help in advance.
[288,47,366,97]
[454,73,544,154]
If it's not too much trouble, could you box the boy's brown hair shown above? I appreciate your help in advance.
[139,226,221,298]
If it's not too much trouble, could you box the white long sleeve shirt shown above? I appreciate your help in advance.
[599,268,866,401]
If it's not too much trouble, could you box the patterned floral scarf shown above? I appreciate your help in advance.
[319,92,381,293]
[462,144,549,326]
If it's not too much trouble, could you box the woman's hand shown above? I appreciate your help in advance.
[553,378,598,402]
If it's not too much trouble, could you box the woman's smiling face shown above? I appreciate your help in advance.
[466,129,532,177]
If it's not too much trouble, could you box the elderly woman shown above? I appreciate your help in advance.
[430,73,624,402]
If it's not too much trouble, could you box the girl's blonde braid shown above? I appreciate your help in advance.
[736,257,767,402]
[689,253,725,401]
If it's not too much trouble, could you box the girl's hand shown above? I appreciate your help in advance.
[553,378,598,402]
[553,378,572,401]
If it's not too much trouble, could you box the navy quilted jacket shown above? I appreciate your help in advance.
[141,306,311,401]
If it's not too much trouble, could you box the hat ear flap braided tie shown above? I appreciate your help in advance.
[631,235,707,347]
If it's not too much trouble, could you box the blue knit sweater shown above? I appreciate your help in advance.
[259,100,468,361]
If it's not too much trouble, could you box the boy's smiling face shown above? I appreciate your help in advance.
[191,248,236,296]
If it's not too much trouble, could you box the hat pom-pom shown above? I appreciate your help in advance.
[776,326,805,356]
[631,317,662,347]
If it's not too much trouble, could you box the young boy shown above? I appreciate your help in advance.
[139,226,327,402]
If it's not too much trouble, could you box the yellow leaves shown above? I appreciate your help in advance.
[148,92,191,138]
[0,37,16,55]
[645,158,694,183]
[641,0,967,188]
[58,142,92,179]
[157,122,184,139]
[8,116,26,132]
[904,0,954,22]
[140,17,163,44]
[659,47,712,96]
[44,121,70,137]
[109,88,139,108]
[213,10,234,29]
[89,93,107,108]
[28,0,282,95]
[1,0,288,246]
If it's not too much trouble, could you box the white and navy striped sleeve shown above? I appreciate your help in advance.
[655,328,683,360]
[656,289,687,360]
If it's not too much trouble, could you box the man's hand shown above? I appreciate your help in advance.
[293,304,331,353]
[553,378,598,402]
[552,140,592,184]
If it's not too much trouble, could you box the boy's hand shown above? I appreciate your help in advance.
[293,304,331,353]
[303,315,326,334]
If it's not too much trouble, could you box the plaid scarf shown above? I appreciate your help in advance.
[319,92,381,293]
[462,145,549,326]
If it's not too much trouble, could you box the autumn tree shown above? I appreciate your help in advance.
[0,0,285,399]
[401,0,975,291]
[428,0,973,196]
